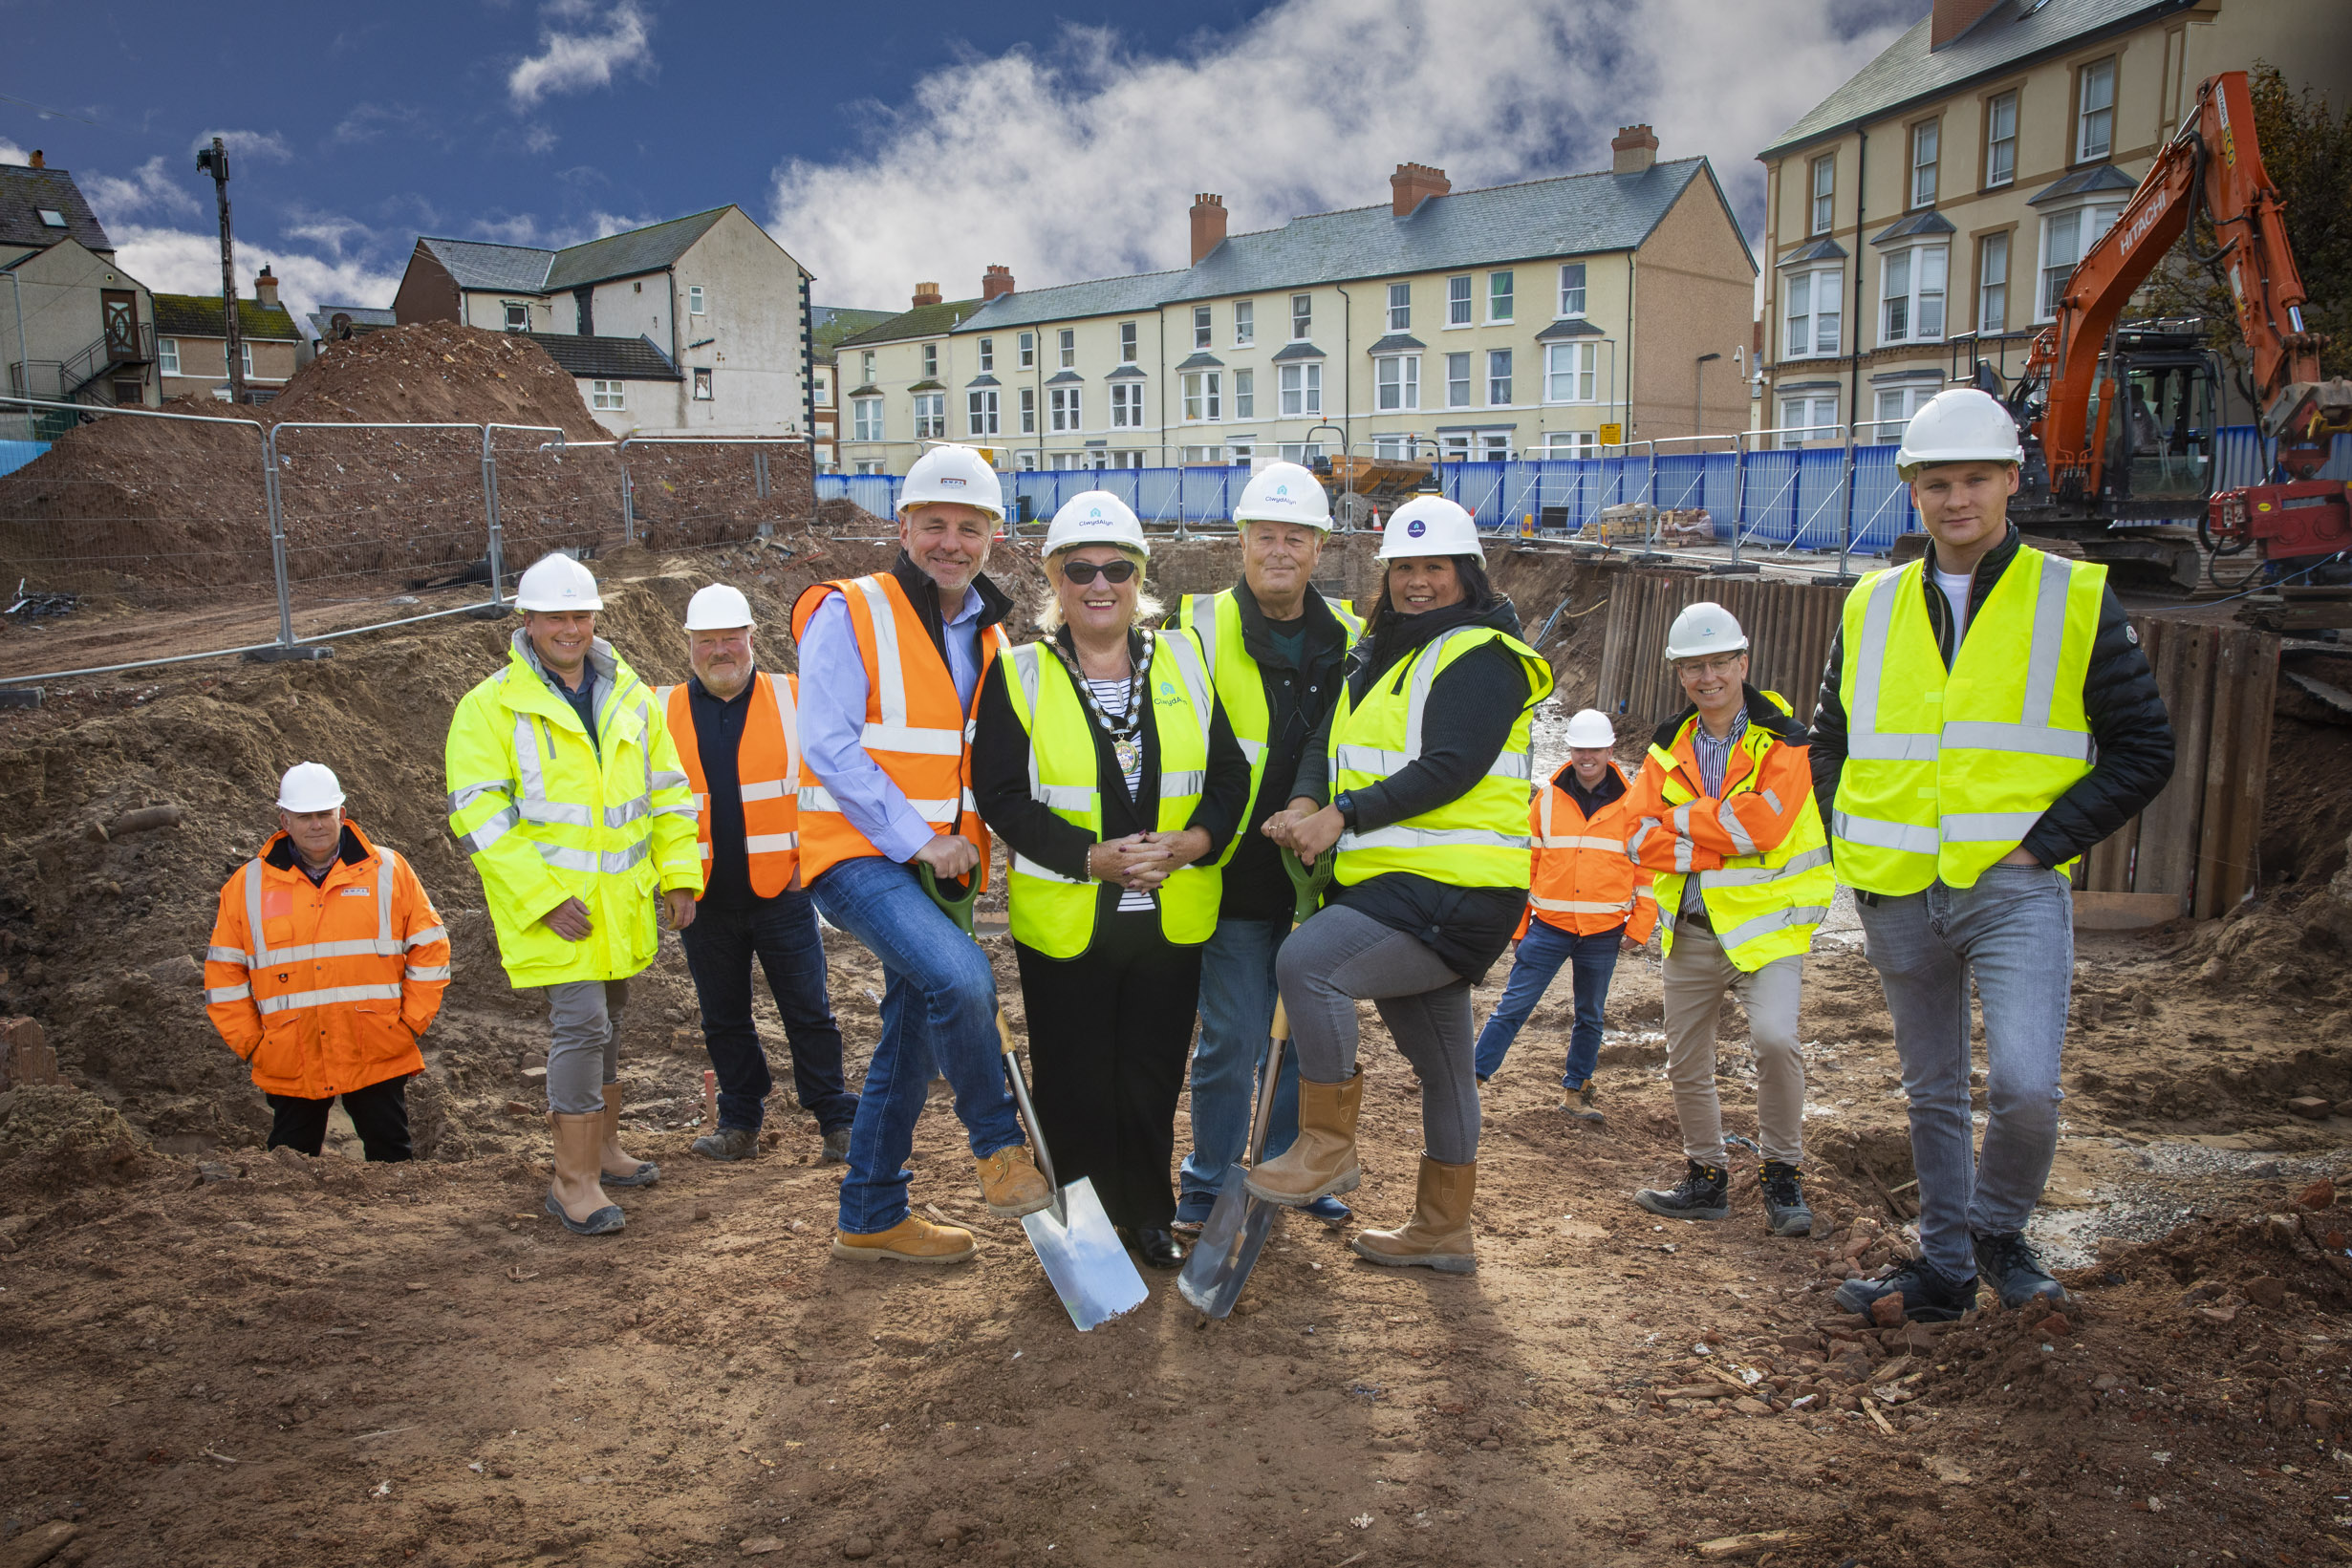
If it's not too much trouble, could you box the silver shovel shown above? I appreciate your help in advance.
[923,867,1148,1331]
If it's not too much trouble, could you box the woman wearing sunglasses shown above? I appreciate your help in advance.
[971,491,1251,1270]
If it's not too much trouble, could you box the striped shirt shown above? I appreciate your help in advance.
[1683,710,1749,917]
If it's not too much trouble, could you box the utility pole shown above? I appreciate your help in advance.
[195,136,244,404]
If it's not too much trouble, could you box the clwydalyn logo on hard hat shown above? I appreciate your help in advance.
[1273,483,1291,498]
[1407,519,1427,538]
[1089,505,1104,518]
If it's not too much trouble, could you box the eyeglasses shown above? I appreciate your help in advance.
[1676,654,1745,678]
[1061,558,1138,585]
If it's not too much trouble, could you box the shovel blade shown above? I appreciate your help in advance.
[1176,1161,1279,1318]
[1019,1176,1148,1331]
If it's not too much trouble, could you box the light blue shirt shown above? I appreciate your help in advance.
[797,576,988,864]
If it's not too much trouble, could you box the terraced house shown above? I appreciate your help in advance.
[833,130,1755,475]
[1755,0,2352,447]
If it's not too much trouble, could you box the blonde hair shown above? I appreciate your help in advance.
[1036,545,1161,632]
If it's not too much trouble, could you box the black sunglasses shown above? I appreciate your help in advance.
[1062,558,1138,585]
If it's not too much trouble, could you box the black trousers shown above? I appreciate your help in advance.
[679,887,857,1133]
[1015,910,1203,1231]
[266,1074,413,1162]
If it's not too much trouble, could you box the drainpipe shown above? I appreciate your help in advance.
[1334,283,1351,453]
[7,268,27,402]
[1819,128,1869,586]
[1156,310,1167,467]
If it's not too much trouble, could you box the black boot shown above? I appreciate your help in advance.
[1837,1257,1978,1322]
[1974,1231,2074,1310]
[1119,1226,1186,1270]
[1634,1159,1729,1220]
[1759,1160,1813,1236]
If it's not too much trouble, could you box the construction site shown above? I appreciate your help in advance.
[0,304,2345,1568]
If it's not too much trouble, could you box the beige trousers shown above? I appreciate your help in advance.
[1660,925,1804,1167]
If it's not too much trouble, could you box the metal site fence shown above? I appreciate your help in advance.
[0,395,809,686]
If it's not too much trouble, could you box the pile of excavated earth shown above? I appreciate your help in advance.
[1,534,2349,1567]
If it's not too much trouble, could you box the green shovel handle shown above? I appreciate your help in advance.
[917,862,980,937]
[1282,846,1333,928]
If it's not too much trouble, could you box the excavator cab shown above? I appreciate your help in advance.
[2098,326,2219,517]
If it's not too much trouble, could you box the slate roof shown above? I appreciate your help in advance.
[833,297,986,349]
[152,292,302,342]
[951,268,1189,333]
[526,333,681,381]
[545,207,730,290]
[1271,341,1327,361]
[418,236,556,292]
[2028,163,2139,205]
[309,304,398,340]
[1535,317,1606,340]
[1174,352,1223,371]
[0,163,112,254]
[1869,210,1958,246]
[1105,364,1149,379]
[811,305,895,361]
[1367,333,1425,354]
[1760,0,2193,159]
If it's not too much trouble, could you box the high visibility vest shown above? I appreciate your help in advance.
[789,571,1009,887]
[998,631,1222,958]
[1831,548,2104,893]
[444,633,703,988]
[1527,763,1657,942]
[203,820,451,1099]
[1174,587,1364,867]
[1327,626,1554,890]
[659,672,802,897]
[1639,695,1833,971]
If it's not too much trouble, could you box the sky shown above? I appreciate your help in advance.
[2,0,1927,328]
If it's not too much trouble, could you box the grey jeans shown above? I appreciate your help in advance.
[1275,905,1480,1164]
[1661,927,1805,1167]
[1856,864,2072,1283]
[545,977,629,1116]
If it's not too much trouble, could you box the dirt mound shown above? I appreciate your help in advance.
[0,1083,144,1189]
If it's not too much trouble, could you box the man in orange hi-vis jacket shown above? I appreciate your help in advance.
[205,762,450,1161]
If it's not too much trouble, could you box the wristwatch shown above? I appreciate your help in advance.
[1332,791,1359,828]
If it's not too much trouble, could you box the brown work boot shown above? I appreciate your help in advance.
[1350,1156,1477,1275]
[1243,1069,1363,1206]
[976,1145,1052,1217]
[545,1112,624,1236]
[831,1214,976,1264]
[599,1084,659,1187]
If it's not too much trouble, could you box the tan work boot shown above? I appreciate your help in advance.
[1243,1069,1362,1206]
[1350,1156,1477,1274]
[831,1214,976,1264]
[545,1112,624,1235]
[599,1083,660,1186]
[976,1145,1052,1217]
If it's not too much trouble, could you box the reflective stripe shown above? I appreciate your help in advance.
[744,832,800,853]
[265,938,405,961]
[1940,809,2045,842]
[1035,784,1095,811]
[852,575,912,737]
[206,945,250,966]
[1186,593,1218,673]
[205,983,251,1004]
[1713,903,1828,953]
[860,720,964,756]
[800,784,963,822]
[604,795,650,827]
[651,768,690,791]
[1673,836,1694,873]
[1699,845,1834,886]
[1012,851,1087,886]
[405,925,447,949]
[1529,895,1634,914]
[1671,803,1693,835]
[1846,732,1940,762]
[1845,569,1903,761]
[1833,810,1939,857]
[1626,821,1654,857]
[538,840,651,875]
[1237,737,1265,764]
[1716,800,1757,855]
[1339,824,1528,851]
[403,964,451,982]
[740,780,791,803]
[243,857,268,963]
[254,982,404,1016]
[767,672,802,798]
[447,780,513,811]
[513,713,551,813]
[522,798,594,827]
[462,806,521,853]
[2020,549,2072,726]
[1160,769,1207,799]
[1938,720,2094,762]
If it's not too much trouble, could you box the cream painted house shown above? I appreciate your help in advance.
[2,154,157,418]
[837,133,1756,476]
[154,268,303,402]
[1755,0,2352,446]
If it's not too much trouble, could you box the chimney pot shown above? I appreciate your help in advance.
[912,281,943,307]
[1189,193,1228,266]
[254,266,279,309]
[982,265,1015,301]
[28,149,44,169]
[1610,124,1659,175]
[1390,162,1451,218]
[1930,0,2004,50]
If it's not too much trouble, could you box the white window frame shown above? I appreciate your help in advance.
[688,285,705,316]
[1290,293,1312,341]
[921,342,939,379]
[1544,341,1597,403]
[242,342,256,377]
[1120,321,1139,363]
[1810,154,1836,236]
[979,337,994,372]
[1059,329,1076,369]
[2037,203,2122,321]
[852,397,883,441]
[1556,263,1586,318]
[1192,307,1211,351]
[854,459,886,475]
[1373,434,1411,459]
[861,351,876,383]
[591,379,626,412]
[1277,441,1324,463]
[1909,119,1939,210]
[913,390,943,438]
[504,302,529,331]
[1879,244,1948,345]
[1233,368,1255,419]
[159,338,180,376]
[1873,382,1938,442]
[1181,370,1222,422]
[1478,432,1511,462]
[1440,433,1472,462]
[1049,385,1082,433]
[1180,444,1223,465]
[1486,348,1512,407]
[1016,450,1039,471]
[1386,282,1410,333]
[1109,449,1147,468]
[1019,388,1037,435]
[1111,381,1144,428]
[1778,394,1839,447]
[1544,430,1597,459]
[1018,333,1035,370]
[1447,275,1472,328]
[1977,231,2010,333]
[1233,300,1255,347]
[1984,90,2018,188]
[2077,57,2116,164]
[1278,362,1321,418]
[967,388,1000,437]
[1445,352,1472,408]
[1781,265,1843,358]
[1488,270,1514,324]
[1226,441,1255,465]
[1374,354,1419,412]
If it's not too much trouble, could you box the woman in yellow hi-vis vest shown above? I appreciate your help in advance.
[972,493,1250,1272]
[1251,497,1554,1276]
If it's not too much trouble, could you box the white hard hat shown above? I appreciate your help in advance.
[514,551,603,612]
[1895,386,2024,479]
[277,761,346,813]
[1377,495,1484,563]
[1563,708,1616,748]
[684,582,754,631]
[1233,462,1331,530]
[898,443,1005,522]
[1044,490,1149,557]
[1662,601,1749,662]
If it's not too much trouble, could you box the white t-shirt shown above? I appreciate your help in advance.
[1085,675,1156,913]
[1933,568,1974,646]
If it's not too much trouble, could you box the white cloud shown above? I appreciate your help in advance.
[189,129,294,163]
[109,225,403,327]
[769,0,1917,307]
[0,139,29,166]
[507,0,655,110]
[81,156,205,224]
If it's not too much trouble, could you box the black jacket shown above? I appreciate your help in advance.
[1809,523,2174,871]
[971,628,1253,950]
[1185,581,1357,921]
[1294,594,1541,982]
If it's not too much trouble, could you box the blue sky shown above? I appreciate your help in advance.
[2,0,1925,324]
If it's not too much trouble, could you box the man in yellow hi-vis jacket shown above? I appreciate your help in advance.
[445,552,702,1236]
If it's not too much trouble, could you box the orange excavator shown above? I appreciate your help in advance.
[1968,70,2352,589]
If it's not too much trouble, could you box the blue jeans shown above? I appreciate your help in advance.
[809,855,1026,1235]
[680,888,858,1135]
[1856,865,2073,1283]
[1472,920,1623,1085]
[1176,918,1302,1223]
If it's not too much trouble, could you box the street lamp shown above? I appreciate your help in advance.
[1694,351,1721,440]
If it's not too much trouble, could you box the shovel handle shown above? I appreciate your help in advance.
[994,1006,1062,1201]
[918,862,979,936]
[1282,847,1332,929]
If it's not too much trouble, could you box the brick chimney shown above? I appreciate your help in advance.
[28,149,43,169]
[1190,194,1228,264]
[912,282,943,307]
[981,265,1015,301]
[1611,125,1659,175]
[254,267,279,309]
[1931,0,2004,49]
[1390,162,1450,217]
